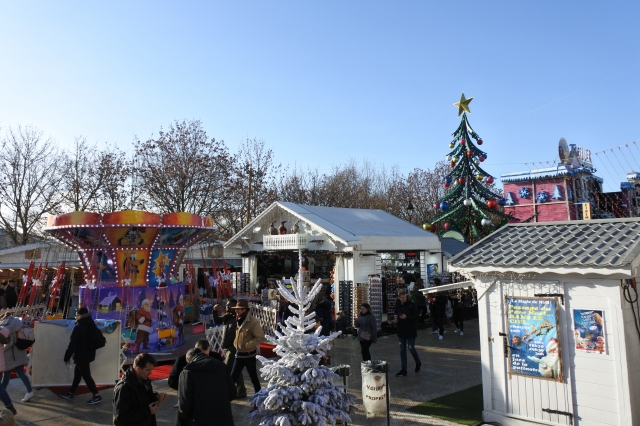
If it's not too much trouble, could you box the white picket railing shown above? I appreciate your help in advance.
[250,303,278,337]
[57,251,80,261]
[0,304,48,319]
[263,233,309,251]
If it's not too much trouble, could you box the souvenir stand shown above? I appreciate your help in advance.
[44,210,216,359]
[448,218,640,426]
[224,201,441,330]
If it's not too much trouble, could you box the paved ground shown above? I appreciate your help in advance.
[9,319,482,425]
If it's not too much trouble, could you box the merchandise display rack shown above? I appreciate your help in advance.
[230,272,251,295]
[386,276,398,319]
[338,280,354,327]
[353,284,368,330]
[368,274,383,331]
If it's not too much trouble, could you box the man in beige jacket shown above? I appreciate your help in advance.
[229,299,264,395]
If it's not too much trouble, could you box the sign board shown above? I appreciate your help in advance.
[573,309,606,353]
[582,203,591,220]
[505,297,563,381]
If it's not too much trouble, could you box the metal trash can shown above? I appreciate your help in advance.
[361,360,390,424]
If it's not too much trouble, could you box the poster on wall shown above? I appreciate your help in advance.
[427,264,439,285]
[506,297,563,381]
[573,309,605,353]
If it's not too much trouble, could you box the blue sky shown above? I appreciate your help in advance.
[1,1,638,192]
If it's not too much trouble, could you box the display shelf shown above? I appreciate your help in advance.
[338,281,354,328]
[368,274,382,332]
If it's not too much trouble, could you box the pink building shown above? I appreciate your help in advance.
[501,161,638,223]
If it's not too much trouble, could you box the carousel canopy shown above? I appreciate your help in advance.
[44,210,215,286]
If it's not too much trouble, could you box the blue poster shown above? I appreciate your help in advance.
[506,297,563,381]
[427,264,439,285]
[573,309,605,353]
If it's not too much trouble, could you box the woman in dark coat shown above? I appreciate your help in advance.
[356,303,377,361]
[59,308,101,404]
[394,290,421,376]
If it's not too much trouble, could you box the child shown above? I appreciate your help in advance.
[335,311,349,338]
[0,408,15,426]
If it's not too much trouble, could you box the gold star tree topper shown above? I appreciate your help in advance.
[454,92,473,116]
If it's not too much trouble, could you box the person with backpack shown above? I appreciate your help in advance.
[59,307,103,405]
[1,317,33,402]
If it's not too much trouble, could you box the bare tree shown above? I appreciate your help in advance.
[0,125,65,244]
[218,138,281,237]
[94,149,131,213]
[134,119,233,218]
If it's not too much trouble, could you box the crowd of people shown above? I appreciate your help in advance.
[0,274,475,425]
[356,277,474,377]
[112,298,264,426]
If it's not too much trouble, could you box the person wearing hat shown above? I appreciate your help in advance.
[229,299,264,395]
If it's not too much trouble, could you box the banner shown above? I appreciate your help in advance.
[79,283,186,353]
[573,309,605,353]
[506,297,563,381]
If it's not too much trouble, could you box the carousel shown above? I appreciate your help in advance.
[44,210,215,354]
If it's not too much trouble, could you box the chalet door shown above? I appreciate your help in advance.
[489,280,575,425]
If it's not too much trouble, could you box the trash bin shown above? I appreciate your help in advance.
[361,360,390,421]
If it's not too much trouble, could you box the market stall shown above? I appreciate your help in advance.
[224,201,441,329]
[448,218,640,426]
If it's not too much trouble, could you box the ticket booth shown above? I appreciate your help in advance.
[448,218,640,426]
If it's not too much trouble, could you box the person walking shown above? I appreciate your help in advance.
[113,353,167,426]
[59,307,102,404]
[1,317,33,402]
[177,347,236,426]
[229,299,264,395]
[395,290,421,376]
[451,291,467,336]
[356,303,377,361]
[431,278,447,339]
[0,322,16,415]
[215,299,246,397]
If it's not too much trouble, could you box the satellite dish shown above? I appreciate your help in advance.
[558,138,570,165]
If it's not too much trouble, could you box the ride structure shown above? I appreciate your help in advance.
[44,210,215,353]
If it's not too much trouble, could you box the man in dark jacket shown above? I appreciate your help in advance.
[167,339,222,391]
[214,299,247,397]
[394,290,421,377]
[59,307,102,404]
[178,347,236,426]
[113,353,167,426]
[4,281,17,309]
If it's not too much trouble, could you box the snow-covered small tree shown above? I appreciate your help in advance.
[250,249,355,426]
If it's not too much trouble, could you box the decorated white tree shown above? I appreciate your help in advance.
[250,249,355,426]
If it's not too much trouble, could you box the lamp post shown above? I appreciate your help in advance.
[406,200,415,223]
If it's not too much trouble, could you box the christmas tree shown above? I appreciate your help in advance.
[250,249,355,426]
[426,93,513,243]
